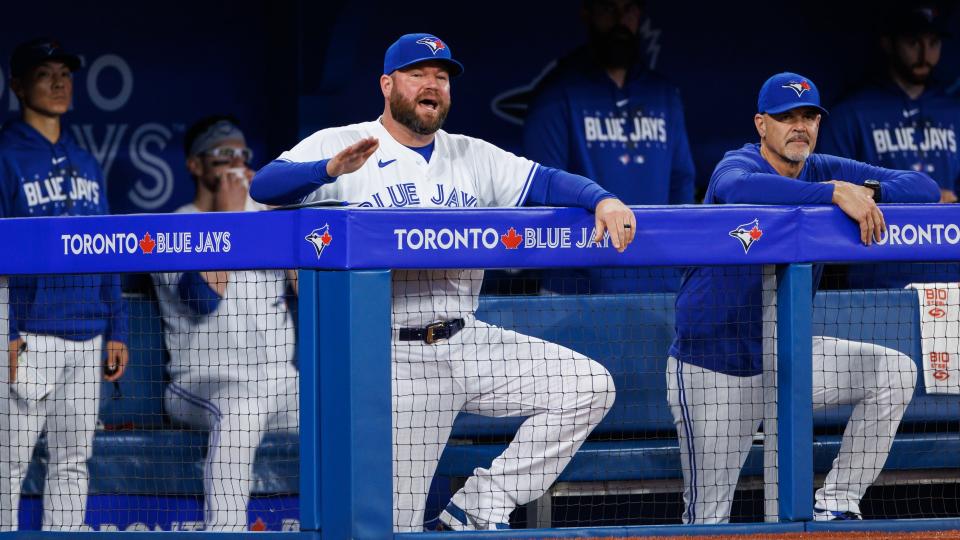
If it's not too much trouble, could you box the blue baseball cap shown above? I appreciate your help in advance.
[383,33,464,77]
[757,72,828,116]
[10,37,81,78]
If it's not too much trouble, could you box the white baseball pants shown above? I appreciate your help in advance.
[667,336,917,524]
[0,333,103,531]
[164,362,300,531]
[392,316,615,532]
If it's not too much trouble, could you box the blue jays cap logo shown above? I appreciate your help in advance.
[305,224,332,258]
[416,36,446,55]
[729,219,763,253]
[782,80,812,98]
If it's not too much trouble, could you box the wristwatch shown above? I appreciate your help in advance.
[863,179,882,203]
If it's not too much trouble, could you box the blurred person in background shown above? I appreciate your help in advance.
[819,3,959,288]
[523,0,695,293]
[0,37,128,531]
[153,116,299,531]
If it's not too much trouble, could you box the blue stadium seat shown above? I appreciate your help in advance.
[23,432,299,496]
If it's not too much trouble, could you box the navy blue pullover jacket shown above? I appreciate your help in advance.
[0,120,127,343]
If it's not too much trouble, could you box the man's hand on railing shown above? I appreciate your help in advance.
[828,180,886,246]
[594,198,637,253]
[326,137,380,178]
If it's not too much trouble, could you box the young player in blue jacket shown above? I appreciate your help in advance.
[523,0,694,293]
[818,5,959,288]
[668,72,939,524]
[0,38,128,531]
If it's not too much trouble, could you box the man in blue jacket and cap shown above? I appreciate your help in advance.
[667,72,938,524]
[0,37,128,531]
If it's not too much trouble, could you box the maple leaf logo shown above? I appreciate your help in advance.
[305,224,332,258]
[140,232,156,254]
[501,227,522,249]
[729,219,763,254]
[250,517,267,531]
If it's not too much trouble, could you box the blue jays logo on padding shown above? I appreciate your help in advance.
[729,218,763,253]
[416,37,446,55]
[781,80,811,98]
[305,224,332,258]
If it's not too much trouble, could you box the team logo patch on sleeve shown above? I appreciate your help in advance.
[782,80,811,97]
[416,37,446,55]
[305,224,333,258]
[729,219,763,253]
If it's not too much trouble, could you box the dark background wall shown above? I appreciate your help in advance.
[2,1,958,213]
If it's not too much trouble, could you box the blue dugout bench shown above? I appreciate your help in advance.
[20,290,960,524]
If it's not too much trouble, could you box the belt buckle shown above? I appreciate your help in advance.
[424,322,444,344]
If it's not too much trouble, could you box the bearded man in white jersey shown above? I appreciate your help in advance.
[154,116,299,531]
[252,33,635,532]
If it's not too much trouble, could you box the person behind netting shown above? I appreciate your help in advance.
[818,3,960,288]
[0,38,129,531]
[152,116,299,531]
[522,0,695,294]
[251,33,634,531]
[667,72,939,524]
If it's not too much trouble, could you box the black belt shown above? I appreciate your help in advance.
[399,319,465,344]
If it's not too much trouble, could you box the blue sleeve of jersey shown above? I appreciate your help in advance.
[524,165,615,210]
[522,83,571,168]
[0,161,18,342]
[94,166,128,344]
[821,155,941,202]
[250,159,335,205]
[177,272,223,316]
[711,156,836,204]
[0,159,12,218]
[668,90,696,204]
[817,104,861,159]
[102,274,128,344]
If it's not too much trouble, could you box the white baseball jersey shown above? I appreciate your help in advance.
[278,118,539,328]
[154,199,296,380]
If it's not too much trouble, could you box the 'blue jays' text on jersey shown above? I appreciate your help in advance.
[669,144,939,376]
[523,50,696,205]
[0,119,127,343]
[818,79,960,287]
[522,52,695,293]
[820,80,960,191]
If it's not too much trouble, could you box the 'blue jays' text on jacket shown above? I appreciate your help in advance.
[669,144,939,377]
[522,49,696,294]
[523,49,696,205]
[0,119,128,343]
[819,79,960,287]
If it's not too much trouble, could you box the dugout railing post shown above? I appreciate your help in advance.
[775,263,814,522]
[298,269,393,540]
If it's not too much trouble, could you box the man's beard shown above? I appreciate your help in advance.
[895,59,934,86]
[389,90,449,135]
[591,25,639,69]
[783,136,812,163]
[783,147,811,163]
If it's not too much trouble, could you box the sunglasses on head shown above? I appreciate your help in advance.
[203,146,253,165]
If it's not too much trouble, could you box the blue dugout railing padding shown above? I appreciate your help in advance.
[8,204,960,276]
[3,204,960,539]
